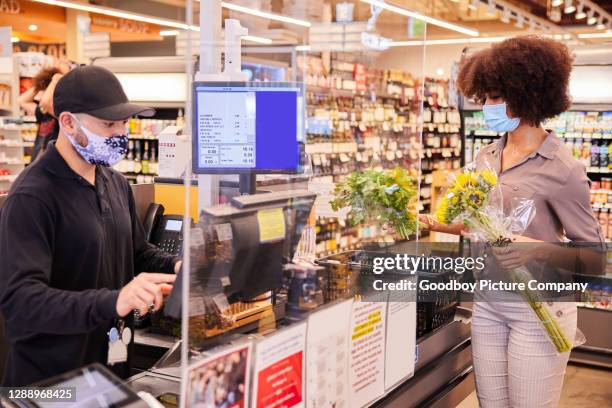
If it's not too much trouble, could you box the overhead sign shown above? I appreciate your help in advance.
[0,0,20,15]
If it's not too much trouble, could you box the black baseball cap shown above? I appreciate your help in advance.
[53,65,155,121]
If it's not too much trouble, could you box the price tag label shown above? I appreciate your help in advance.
[190,227,205,247]
[213,293,230,312]
[215,223,233,241]
[189,296,206,316]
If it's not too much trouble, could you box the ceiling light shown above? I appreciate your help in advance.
[242,35,272,44]
[30,0,274,44]
[31,0,191,30]
[220,1,311,27]
[575,4,586,19]
[564,0,575,14]
[28,24,38,31]
[388,36,507,46]
[436,68,444,76]
[468,0,479,11]
[563,33,572,39]
[552,0,564,7]
[577,31,612,38]
[159,30,179,36]
[11,36,19,43]
[515,16,524,29]
[487,0,496,16]
[296,45,311,51]
[587,11,597,25]
[360,0,479,36]
[501,7,511,23]
[596,17,605,29]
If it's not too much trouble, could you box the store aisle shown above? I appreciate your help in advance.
[456,364,612,408]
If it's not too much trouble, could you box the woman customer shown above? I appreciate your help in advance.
[18,65,66,161]
[421,36,604,407]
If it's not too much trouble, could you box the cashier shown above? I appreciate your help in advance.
[0,65,180,386]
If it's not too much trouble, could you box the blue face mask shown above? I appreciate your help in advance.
[482,102,520,133]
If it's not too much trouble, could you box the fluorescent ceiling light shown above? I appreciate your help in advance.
[575,5,586,19]
[11,36,19,43]
[501,8,511,23]
[389,36,507,46]
[564,0,576,14]
[295,45,311,51]
[360,0,479,37]
[596,17,605,29]
[587,11,597,25]
[552,0,564,7]
[31,0,191,29]
[487,0,496,16]
[578,31,612,38]
[28,24,38,31]
[159,30,179,36]
[242,35,272,44]
[30,0,273,44]
[220,1,311,27]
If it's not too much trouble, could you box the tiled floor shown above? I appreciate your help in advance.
[456,364,612,408]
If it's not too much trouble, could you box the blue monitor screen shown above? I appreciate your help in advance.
[192,82,302,174]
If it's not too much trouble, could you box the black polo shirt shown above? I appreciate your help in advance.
[0,142,178,386]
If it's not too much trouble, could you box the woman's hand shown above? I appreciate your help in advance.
[491,235,549,269]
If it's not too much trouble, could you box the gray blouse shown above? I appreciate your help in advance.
[475,131,604,243]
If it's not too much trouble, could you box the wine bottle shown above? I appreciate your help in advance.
[133,140,142,174]
[142,141,150,175]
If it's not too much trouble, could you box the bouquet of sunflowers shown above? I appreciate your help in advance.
[435,166,573,353]
[330,167,417,240]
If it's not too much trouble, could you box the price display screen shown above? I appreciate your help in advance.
[193,82,302,173]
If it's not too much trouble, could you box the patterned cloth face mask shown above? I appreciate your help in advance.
[65,114,128,167]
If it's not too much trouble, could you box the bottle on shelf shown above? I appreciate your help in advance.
[142,141,150,175]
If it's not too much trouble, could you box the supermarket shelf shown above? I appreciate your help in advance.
[588,167,610,174]
[128,134,159,141]
[0,175,17,182]
[0,161,24,165]
[0,142,34,148]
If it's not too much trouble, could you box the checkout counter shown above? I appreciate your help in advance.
[123,181,475,408]
[0,182,475,408]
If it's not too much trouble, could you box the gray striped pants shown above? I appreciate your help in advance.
[471,300,577,407]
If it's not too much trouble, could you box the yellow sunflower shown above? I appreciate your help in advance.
[480,170,497,187]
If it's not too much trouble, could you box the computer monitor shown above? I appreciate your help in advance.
[192,82,303,174]
[164,190,316,319]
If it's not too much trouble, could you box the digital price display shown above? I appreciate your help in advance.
[193,82,302,174]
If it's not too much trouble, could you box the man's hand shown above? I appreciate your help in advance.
[116,273,176,317]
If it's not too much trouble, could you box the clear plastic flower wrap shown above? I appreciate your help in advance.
[435,161,576,353]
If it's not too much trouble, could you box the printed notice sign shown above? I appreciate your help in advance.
[252,323,307,408]
[349,301,386,407]
[257,208,286,243]
[384,287,417,390]
[306,299,353,408]
[197,91,256,168]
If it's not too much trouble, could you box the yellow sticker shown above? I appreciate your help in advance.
[256,207,286,242]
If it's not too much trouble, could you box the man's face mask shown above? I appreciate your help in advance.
[64,114,128,167]
[482,102,521,133]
